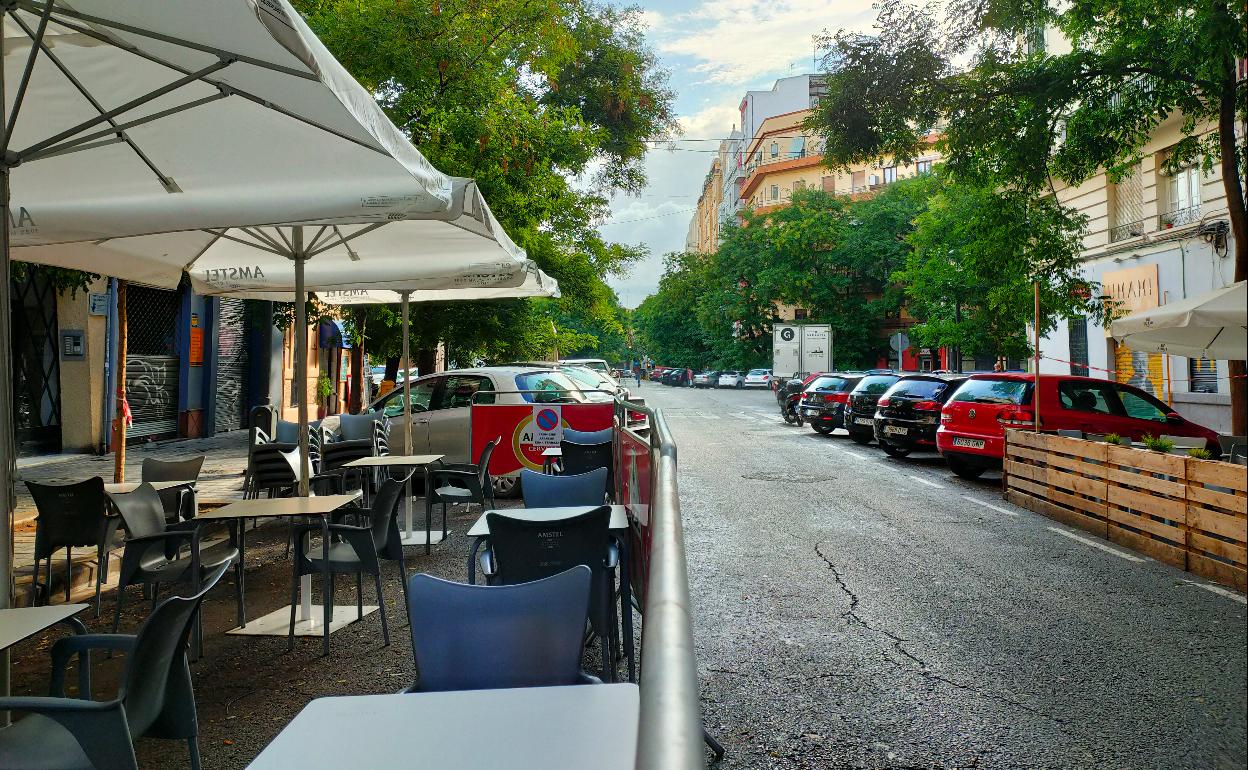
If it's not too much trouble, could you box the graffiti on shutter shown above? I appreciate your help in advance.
[1114,342,1163,398]
[127,355,179,438]
[215,298,250,432]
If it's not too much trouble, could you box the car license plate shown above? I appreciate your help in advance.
[952,437,986,449]
[884,425,908,435]
[855,417,874,426]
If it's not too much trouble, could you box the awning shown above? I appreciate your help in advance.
[1110,281,1247,360]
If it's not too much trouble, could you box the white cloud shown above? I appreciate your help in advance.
[657,0,875,84]
[677,101,742,138]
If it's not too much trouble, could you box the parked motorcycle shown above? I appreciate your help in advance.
[777,376,806,426]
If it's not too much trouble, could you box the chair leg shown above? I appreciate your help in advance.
[373,571,389,646]
[112,581,127,634]
[286,568,299,652]
[45,559,53,606]
[397,558,410,627]
[356,572,363,619]
[424,495,434,555]
[323,565,332,657]
[65,548,73,602]
[441,502,448,539]
[93,544,106,618]
[30,557,41,606]
[189,737,203,770]
[704,728,726,763]
[150,582,160,612]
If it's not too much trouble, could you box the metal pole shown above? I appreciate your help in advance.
[1,27,14,716]
[293,229,310,497]
[1033,282,1041,432]
[113,281,128,482]
[400,291,414,541]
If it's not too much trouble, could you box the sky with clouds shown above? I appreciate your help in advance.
[598,0,878,308]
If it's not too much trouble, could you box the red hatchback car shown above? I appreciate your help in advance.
[936,373,1221,479]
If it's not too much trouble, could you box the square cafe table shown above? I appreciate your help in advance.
[196,494,361,638]
[0,605,88,651]
[343,454,443,548]
[247,683,639,770]
[102,480,194,496]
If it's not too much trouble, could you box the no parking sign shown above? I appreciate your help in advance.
[531,405,562,447]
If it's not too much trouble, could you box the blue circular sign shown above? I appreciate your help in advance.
[535,408,559,431]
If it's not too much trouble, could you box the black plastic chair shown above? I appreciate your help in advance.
[480,507,620,681]
[558,439,613,498]
[25,479,117,614]
[286,474,413,656]
[0,562,230,770]
[141,456,204,523]
[562,428,612,444]
[519,467,608,508]
[405,567,595,692]
[423,438,499,554]
[108,484,240,638]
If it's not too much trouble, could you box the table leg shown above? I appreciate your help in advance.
[235,522,248,628]
[618,536,635,683]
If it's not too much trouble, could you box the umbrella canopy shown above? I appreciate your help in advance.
[7,0,451,250]
[1110,281,1247,360]
[309,261,561,305]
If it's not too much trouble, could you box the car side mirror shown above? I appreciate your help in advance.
[1165,412,1183,424]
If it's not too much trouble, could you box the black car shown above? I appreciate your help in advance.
[872,375,966,457]
[664,368,692,387]
[844,372,900,444]
[800,373,863,435]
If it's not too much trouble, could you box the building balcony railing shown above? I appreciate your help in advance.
[1109,217,1148,243]
[1109,205,1203,243]
[1159,204,1201,229]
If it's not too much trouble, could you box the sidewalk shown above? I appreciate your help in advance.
[12,430,250,607]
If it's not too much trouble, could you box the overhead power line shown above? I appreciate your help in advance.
[600,207,698,226]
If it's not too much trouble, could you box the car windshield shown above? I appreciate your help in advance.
[854,375,899,395]
[886,378,948,400]
[560,366,601,388]
[950,378,1031,405]
[748,369,769,376]
[514,371,586,403]
[807,376,846,392]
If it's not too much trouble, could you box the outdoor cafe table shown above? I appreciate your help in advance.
[0,605,88,651]
[102,480,193,496]
[541,446,562,473]
[467,504,635,681]
[194,494,362,637]
[342,454,444,548]
[247,683,639,770]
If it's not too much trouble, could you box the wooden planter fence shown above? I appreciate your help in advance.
[1003,430,1247,592]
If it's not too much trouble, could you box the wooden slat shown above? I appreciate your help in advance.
[1042,451,1108,478]
[1107,524,1186,568]
[1186,485,1247,515]
[1188,531,1247,567]
[1187,458,1248,493]
[1006,489,1108,538]
[1005,429,1047,450]
[1006,445,1051,464]
[1107,466,1187,498]
[1187,553,1247,593]
[1108,486,1186,521]
[1108,444,1186,477]
[1046,467,1107,499]
[1005,459,1045,484]
[1007,474,1048,498]
[1186,505,1248,544]
[1047,434,1109,461]
[1106,504,1185,543]
[1048,486,1108,518]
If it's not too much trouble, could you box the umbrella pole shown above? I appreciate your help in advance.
[113,281,128,483]
[1,51,14,715]
[400,291,414,542]
[1033,281,1041,432]
[294,230,310,496]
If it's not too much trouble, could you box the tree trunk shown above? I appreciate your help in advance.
[384,357,400,382]
[1217,61,1247,435]
[417,347,437,376]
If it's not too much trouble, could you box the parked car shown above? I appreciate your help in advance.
[800,373,864,434]
[936,373,1222,479]
[666,368,693,387]
[692,370,720,388]
[559,358,612,378]
[354,366,585,497]
[844,372,901,444]
[743,368,773,388]
[718,371,745,388]
[872,374,966,457]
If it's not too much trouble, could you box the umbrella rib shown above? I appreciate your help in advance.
[3,2,56,145]
[17,59,233,161]
[308,222,390,258]
[9,10,181,190]
[274,228,296,254]
[22,1,319,81]
[183,231,226,273]
[42,14,393,159]
[241,227,292,256]
[305,226,334,254]
[205,229,289,258]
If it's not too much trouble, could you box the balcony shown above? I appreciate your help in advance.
[1159,204,1201,230]
[1109,217,1147,243]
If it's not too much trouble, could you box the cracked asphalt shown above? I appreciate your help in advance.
[642,383,1248,770]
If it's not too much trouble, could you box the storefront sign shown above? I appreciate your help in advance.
[88,292,109,316]
[1102,264,1159,316]
[188,327,204,366]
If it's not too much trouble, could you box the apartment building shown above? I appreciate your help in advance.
[690,158,723,254]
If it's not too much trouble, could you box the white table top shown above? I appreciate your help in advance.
[248,684,638,770]
[541,447,562,457]
[468,505,628,537]
[0,605,87,650]
[196,492,361,521]
[104,480,194,495]
[343,454,443,468]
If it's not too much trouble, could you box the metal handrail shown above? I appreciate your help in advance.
[615,397,706,769]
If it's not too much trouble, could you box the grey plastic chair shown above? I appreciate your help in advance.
[25,478,118,614]
[108,484,240,637]
[423,438,499,555]
[520,467,608,508]
[404,566,595,692]
[141,456,204,523]
[0,562,230,770]
[563,428,613,444]
[1056,429,1084,438]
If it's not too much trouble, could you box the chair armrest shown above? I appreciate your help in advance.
[0,697,136,770]
[427,468,479,484]
[50,635,137,698]
[605,541,619,570]
[576,672,604,685]
[125,530,197,547]
[479,548,497,578]
[290,522,368,538]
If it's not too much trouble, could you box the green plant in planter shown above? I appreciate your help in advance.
[1187,447,1212,460]
[1140,434,1174,453]
[316,375,335,402]
[1102,433,1122,445]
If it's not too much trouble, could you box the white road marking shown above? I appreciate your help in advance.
[962,496,1020,517]
[842,450,869,460]
[907,475,945,489]
[1046,527,1145,562]
[1181,580,1247,604]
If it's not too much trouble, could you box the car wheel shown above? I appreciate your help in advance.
[946,455,986,480]
[881,442,911,458]
[849,430,873,445]
[812,422,834,435]
[491,475,521,499]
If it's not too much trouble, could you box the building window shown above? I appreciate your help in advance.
[1108,163,1144,242]
[770,184,779,200]
[770,142,779,158]
[882,166,897,184]
[851,170,866,191]
[794,308,808,320]
[1024,25,1045,56]
[1067,316,1089,376]
[793,180,806,193]
[915,159,933,175]
[1190,357,1218,393]
[822,176,835,192]
[1161,162,1201,228]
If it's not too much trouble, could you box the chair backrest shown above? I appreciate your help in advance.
[373,420,391,456]
[1056,429,1084,439]
[485,506,611,587]
[476,438,499,488]
[1230,444,1247,465]
[1218,435,1246,454]
[275,419,300,444]
[562,427,612,445]
[320,438,374,471]
[250,443,298,487]
[406,566,592,691]
[110,483,168,541]
[371,474,412,559]
[141,456,204,483]
[26,478,108,557]
[558,440,612,478]
[520,467,607,508]
[338,412,380,442]
[120,562,230,736]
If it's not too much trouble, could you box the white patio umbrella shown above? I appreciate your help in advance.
[1110,281,1247,360]
[2,0,455,623]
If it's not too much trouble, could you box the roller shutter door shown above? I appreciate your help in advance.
[215,298,250,432]
[1114,341,1164,398]
[126,285,180,440]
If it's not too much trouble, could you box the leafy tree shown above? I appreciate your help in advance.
[808,0,1247,430]
[634,253,715,369]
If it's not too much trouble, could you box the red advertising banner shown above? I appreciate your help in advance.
[616,428,653,605]
[471,402,614,477]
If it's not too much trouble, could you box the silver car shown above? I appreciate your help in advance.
[718,371,745,388]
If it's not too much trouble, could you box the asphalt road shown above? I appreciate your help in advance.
[641,382,1247,770]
